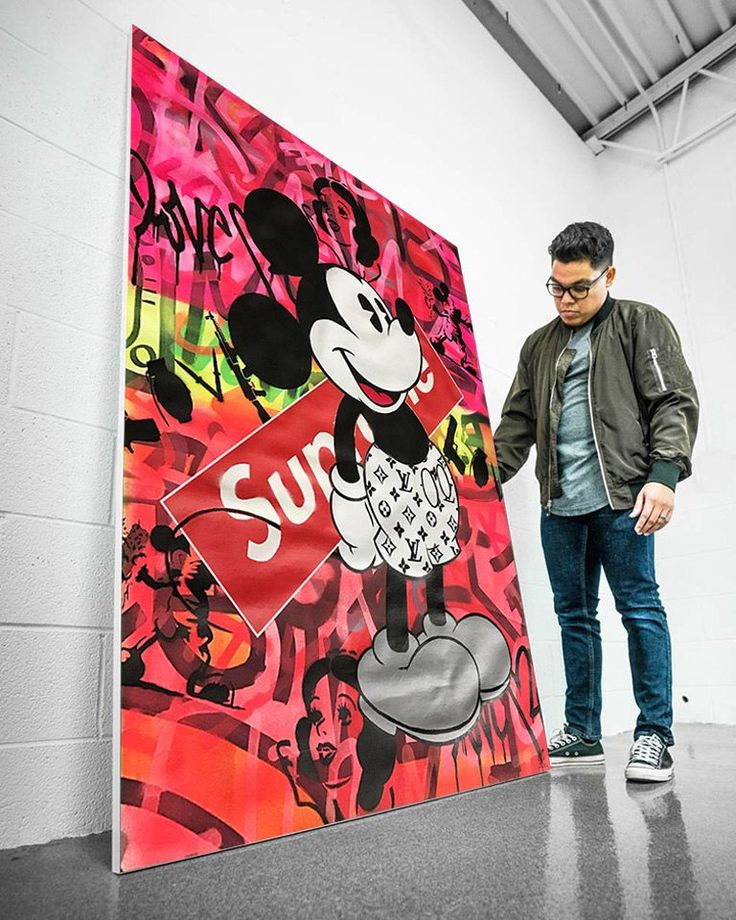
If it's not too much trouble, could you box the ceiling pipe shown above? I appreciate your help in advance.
[672,77,690,146]
[698,66,736,86]
[657,104,736,163]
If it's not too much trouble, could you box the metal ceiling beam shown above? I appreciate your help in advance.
[596,58,736,163]
[460,0,592,132]
[584,0,654,95]
[582,23,736,144]
[654,0,695,57]
[502,7,600,125]
[544,0,627,105]
[707,0,730,33]
[598,0,659,84]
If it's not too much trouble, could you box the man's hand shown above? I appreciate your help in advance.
[629,482,675,535]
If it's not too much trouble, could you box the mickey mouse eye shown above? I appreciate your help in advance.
[374,297,391,323]
[358,293,383,332]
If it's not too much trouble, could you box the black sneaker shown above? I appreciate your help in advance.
[625,732,674,783]
[547,725,605,766]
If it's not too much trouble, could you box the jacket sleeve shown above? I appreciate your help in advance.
[493,338,536,483]
[633,307,699,490]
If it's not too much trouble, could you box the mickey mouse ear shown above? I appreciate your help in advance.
[244,188,319,277]
[395,297,415,335]
[228,293,312,390]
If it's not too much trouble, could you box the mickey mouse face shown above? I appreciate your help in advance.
[310,267,422,414]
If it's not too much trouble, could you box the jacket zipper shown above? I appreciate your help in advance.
[648,347,666,392]
[546,330,573,514]
[587,339,614,509]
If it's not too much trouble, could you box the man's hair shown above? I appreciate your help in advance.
[548,222,614,270]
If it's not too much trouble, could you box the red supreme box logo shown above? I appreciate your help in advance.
[161,333,461,635]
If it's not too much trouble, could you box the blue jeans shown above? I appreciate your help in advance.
[540,504,673,746]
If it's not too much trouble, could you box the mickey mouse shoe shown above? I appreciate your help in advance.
[419,612,511,702]
[357,629,482,744]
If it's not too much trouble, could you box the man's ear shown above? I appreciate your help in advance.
[228,293,312,389]
[244,188,319,277]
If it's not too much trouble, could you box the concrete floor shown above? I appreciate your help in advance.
[2,723,734,920]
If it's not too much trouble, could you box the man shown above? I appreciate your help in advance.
[493,222,698,782]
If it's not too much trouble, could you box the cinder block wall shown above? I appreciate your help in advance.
[0,0,127,850]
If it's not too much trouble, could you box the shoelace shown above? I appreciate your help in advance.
[549,727,578,750]
[630,733,665,766]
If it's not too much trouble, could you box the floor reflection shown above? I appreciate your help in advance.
[549,766,624,919]
[548,764,702,920]
[626,783,701,920]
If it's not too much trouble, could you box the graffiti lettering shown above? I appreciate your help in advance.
[130,149,252,285]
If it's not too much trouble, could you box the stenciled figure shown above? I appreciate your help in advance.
[127,524,231,702]
[278,651,396,818]
[429,281,477,376]
[310,177,379,274]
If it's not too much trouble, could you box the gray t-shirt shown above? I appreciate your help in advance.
[550,319,609,516]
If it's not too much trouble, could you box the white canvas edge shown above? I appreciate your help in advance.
[111,25,134,876]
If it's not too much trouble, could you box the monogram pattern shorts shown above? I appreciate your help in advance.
[364,441,460,578]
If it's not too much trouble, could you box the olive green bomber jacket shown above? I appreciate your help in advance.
[493,295,700,511]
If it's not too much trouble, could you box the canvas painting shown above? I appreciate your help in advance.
[115,25,549,873]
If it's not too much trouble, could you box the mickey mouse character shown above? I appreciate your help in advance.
[230,188,511,743]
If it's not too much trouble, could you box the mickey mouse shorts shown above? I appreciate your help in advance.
[364,441,460,578]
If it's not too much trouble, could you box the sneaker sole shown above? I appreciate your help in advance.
[625,765,674,783]
[549,754,605,767]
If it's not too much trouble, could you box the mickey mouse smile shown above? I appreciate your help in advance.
[337,349,403,408]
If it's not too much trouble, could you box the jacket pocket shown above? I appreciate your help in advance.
[646,344,692,391]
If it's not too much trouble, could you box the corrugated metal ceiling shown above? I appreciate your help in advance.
[462,0,736,151]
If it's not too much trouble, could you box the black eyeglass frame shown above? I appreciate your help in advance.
[545,266,609,300]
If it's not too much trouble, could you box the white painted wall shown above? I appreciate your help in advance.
[4,0,729,852]
[592,57,736,731]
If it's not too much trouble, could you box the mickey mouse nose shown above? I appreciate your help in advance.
[396,298,415,335]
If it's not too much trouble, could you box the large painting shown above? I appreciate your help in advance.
[114,25,549,873]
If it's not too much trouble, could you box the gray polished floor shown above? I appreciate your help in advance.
[2,724,734,919]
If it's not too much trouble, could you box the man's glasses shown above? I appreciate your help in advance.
[546,266,609,300]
